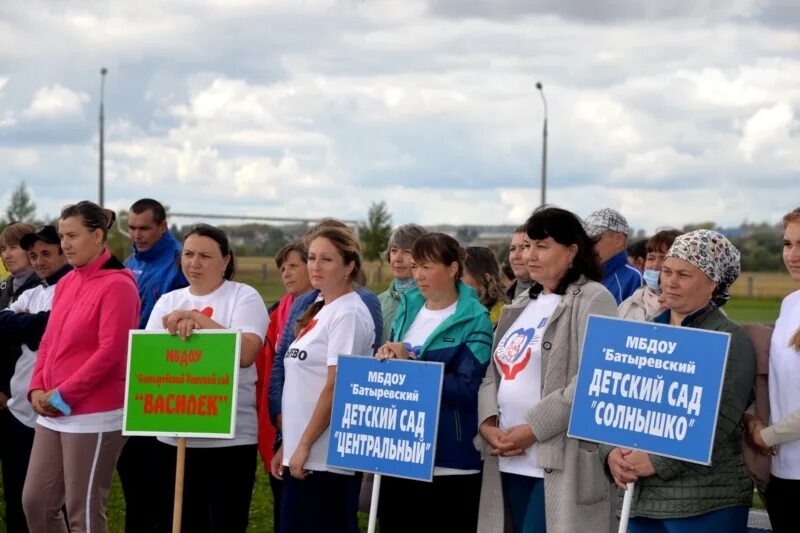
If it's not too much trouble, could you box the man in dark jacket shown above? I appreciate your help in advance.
[0,222,40,531]
[585,208,643,305]
[120,198,188,532]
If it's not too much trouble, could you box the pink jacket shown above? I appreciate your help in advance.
[29,249,140,415]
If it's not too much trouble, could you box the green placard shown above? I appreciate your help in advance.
[123,330,241,438]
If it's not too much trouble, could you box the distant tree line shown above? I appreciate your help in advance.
[0,185,788,272]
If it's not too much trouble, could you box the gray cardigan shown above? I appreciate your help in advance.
[476,278,619,533]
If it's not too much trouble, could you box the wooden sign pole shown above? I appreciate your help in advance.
[172,437,187,533]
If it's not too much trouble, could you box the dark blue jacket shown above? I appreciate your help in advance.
[601,250,643,305]
[125,231,188,328]
[0,264,72,351]
[267,286,383,423]
[391,282,493,470]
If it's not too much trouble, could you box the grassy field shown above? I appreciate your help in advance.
[0,266,791,532]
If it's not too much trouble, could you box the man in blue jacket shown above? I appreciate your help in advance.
[585,207,642,305]
[121,198,187,532]
[125,198,188,328]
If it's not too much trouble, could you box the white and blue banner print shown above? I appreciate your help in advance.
[327,355,444,481]
[568,315,730,465]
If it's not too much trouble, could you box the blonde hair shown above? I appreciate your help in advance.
[296,226,363,336]
[783,208,800,351]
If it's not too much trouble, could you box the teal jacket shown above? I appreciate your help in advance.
[391,282,493,470]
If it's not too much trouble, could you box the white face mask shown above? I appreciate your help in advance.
[643,268,660,291]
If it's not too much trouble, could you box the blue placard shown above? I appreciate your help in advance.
[568,315,730,465]
[326,355,444,481]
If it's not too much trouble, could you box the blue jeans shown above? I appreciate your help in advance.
[629,506,748,533]
[501,472,546,533]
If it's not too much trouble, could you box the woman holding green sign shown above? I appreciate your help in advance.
[273,225,375,533]
[476,206,618,533]
[603,230,755,533]
[23,201,140,533]
[147,224,268,533]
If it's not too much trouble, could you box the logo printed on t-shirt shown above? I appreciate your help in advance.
[402,342,422,359]
[296,319,318,341]
[494,327,535,380]
[192,306,214,318]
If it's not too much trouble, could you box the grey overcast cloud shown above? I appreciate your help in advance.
[0,0,798,231]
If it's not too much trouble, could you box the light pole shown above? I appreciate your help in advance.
[99,67,107,207]
[536,81,548,207]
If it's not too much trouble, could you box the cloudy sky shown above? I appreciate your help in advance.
[1,0,798,232]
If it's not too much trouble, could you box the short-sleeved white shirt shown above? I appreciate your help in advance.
[494,293,561,477]
[146,280,268,448]
[400,302,457,357]
[769,289,800,478]
[281,291,375,472]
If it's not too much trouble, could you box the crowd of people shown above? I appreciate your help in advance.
[0,198,798,533]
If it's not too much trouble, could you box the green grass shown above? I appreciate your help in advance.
[725,297,781,324]
[0,290,782,532]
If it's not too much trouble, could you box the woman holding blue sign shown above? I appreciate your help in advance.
[147,224,268,533]
[272,225,375,533]
[604,230,755,533]
[375,232,493,533]
[746,207,800,533]
[476,206,619,533]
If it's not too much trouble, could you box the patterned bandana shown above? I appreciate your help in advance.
[666,230,741,303]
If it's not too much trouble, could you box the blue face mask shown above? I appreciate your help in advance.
[642,268,660,291]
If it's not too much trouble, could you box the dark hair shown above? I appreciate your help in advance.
[501,260,515,284]
[465,246,506,308]
[129,198,167,225]
[296,226,364,335]
[627,239,648,260]
[60,201,116,242]
[184,224,236,280]
[275,241,307,269]
[524,206,601,295]
[514,224,527,234]
[411,233,465,280]
[646,229,682,254]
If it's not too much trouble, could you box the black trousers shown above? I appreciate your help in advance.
[269,471,283,533]
[378,472,482,533]
[117,436,168,532]
[158,442,257,533]
[766,474,800,533]
[1,413,35,533]
[280,470,362,533]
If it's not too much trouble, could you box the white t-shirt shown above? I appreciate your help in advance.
[7,284,56,428]
[146,280,268,448]
[769,289,800,479]
[282,291,375,472]
[400,301,477,476]
[400,302,457,357]
[494,293,561,477]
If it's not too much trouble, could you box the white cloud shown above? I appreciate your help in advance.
[25,84,89,119]
[739,103,797,162]
[1,0,799,231]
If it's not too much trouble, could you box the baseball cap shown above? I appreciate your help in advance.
[20,225,60,251]
[584,208,630,238]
